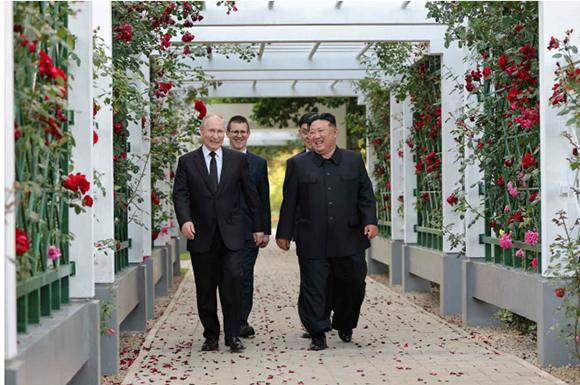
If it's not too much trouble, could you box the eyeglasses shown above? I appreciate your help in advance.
[230,130,248,137]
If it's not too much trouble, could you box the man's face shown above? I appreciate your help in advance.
[309,119,338,156]
[199,116,225,152]
[227,121,251,151]
[298,123,312,150]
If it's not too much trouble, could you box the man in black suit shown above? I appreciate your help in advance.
[225,115,271,338]
[173,114,265,352]
[276,113,378,351]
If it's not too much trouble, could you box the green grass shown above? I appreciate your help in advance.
[180,252,189,261]
[180,267,189,275]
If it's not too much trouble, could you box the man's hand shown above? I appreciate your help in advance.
[276,238,290,251]
[364,225,379,240]
[182,222,195,240]
[260,235,270,249]
[253,232,264,246]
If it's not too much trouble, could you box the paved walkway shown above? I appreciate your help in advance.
[123,246,564,385]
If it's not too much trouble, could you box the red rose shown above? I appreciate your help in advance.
[141,117,146,129]
[483,66,490,80]
[121,151,127,158]
[497,175,505,187]
[498,54,509,71]
[519,45,536,60]
[415,161,424,174]
[82,195,93,207]
[170,171,175,178]
[207,46,212,55]
[508,210,524,225]
[28,40,37,54]
[152,231,159,241]
[64,173,90,194]
[573,148,578,156]
[529,192,538,203]
[184,46,191,55]
[548,37,559,50]
[114,123,123,134]
[447,193,458,205]
[16,228,30,256]
[151,192,161,205]
[181,32,195,43]
[504,159,513,167]
[514,24,523,33]
[555,287,566,298]
[522,153,534,169]
[93,130,98,145]
[489,221,496,228]
[117,242,121,250]
[194,100,207,119]
[465,82,475,92]
[15,128,21,141]
[160,34,171,50]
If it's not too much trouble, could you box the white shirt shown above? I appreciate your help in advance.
[202,145,223,183]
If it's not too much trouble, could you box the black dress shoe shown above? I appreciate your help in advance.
[309,332,328,351]
[239,324,255,338]
[338,329,353,343]
[201,338,219,351]
[302,331,311,339]
[225,336,245,352]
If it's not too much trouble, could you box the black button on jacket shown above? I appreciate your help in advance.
[277,147,377,258]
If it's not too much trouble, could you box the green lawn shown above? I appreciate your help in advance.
[180,252,189,261]
[180,267,189,275]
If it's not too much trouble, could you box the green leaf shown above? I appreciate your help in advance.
[57,27,67,39]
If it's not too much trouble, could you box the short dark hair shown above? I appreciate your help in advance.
[226,115,251,132]
[308,112,336,128]
[299,112,317,127]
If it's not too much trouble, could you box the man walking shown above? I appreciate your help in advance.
[173,114,265,352]
[226,115,271,338]
[276,113,378,351]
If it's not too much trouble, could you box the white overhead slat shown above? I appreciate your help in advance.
[181,82,357,98]
[308,42,321,59]
[291,80,298,88]
[330,80,339,88]
[258,42,266,58]
[355,43,371,60]
[186,70,370,82]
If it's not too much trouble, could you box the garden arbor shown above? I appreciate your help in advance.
[3,2,580,385]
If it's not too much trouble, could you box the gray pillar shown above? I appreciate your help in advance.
[121,265,148,331]
[462,260,502,327]
[367,249,388,275]
[439,253,465,315]
[95,284,120,376]
[173,237,182,277]
[142,257,155,320]
[165,243,174,288]
[69,300,101,385]
[537,278,578,366]
[402,244,430,292]
[389,240,403,285]
[155,247,169,297]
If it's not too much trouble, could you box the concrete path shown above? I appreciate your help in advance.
[123,246,565,385]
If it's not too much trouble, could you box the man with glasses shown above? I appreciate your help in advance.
[276,113,378,351]
[226,115,271,338]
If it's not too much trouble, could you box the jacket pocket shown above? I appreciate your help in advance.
[341,172,357,181]
[301,175,317,184]
[348,214,360,226]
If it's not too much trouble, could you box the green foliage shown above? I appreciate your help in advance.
[425,1,541,264]
[546,31,580,361]
[13,1,79,280]
[492,308,537,335]
[100,286,118,337]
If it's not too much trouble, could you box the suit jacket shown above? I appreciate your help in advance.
[277,147,377,259]
[282,149,307,241]
[173,146,265,253]
[240,151,271,240]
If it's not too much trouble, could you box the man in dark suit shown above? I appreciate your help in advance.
[276,113,378,351]
[173,114,265,353]
[225,115,271,338]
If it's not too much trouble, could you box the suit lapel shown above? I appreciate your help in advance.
[216,148,231,197]
[192,147,215,196]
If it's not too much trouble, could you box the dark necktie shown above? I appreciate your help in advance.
[209,151,218,194]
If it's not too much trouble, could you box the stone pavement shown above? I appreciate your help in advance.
[123,245,565,385]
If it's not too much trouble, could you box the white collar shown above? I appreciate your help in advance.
[202,144,223,158]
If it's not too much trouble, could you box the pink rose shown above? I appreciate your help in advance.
[525,230,539,246]
[161,226,169,234]
[499,233,513,250]
[48,245,61,260]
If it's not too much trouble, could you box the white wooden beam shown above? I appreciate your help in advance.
[335,1,343,8]
[181,81,358,98]
[308,42,321,59]
[168,25,448,44]
[390,94,405,241]
[93,1,116,284]
[69,1,95,297]
[402,96,418,244]
[258,42,266,58]
[330,80,339,88]
[356,43,371,60]
[268,1,274,9]
[177,52,374,71]
[539,1,580,276]
[441,42,464,254]
[185,70,369,82]
[185,1,435,26]
[4,0,18,360]
[402,1,411,9]
[291,80,298,88]
[252,80,257,88]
